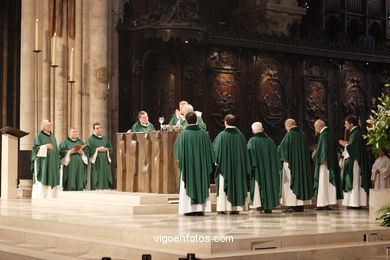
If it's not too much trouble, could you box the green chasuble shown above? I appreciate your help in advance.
[31,131,60,187]
[168,114,207,131]
[277,127,313,200]
[213,127,251,207]
[174,124,215,204]
[130,121,156,132]
[342,126,369,192]
[247,132,280,210]
[85,134,113,190]
[313,128,343,199]
[168,114,181,126]
[59,137,87,191]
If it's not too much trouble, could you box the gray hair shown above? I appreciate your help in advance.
[285,118,296,127]
[251,122,264,133]
[314,119,326,128]
[41,120,50,129]
[183,104,194,114]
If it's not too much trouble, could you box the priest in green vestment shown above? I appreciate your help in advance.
[31,120,60,198]
[169,102,207,131]
[247,122,280,213]
[214,114,251,214]
[85,123,113,190]
[338,116,369,208]
[174,112,215,216]
[277,119,313,212]
[312,119,343,210]
[59,128,88,191]
[129,111,156,132]
[169,100,188,126]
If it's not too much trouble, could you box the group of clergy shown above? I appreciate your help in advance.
[31,120,113,198]
[171,105,389,216]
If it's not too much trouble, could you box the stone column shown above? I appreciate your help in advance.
[82,0,109,140]
[19,0,36,150]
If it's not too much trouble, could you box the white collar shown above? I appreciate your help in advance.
[225,126,236,128]
[69,137,78,141]
[140,122,150,127]
[94,133,103,139]
[187,123,197,126]
[320,126,328,134]
[350,126,358,132]
[43,131,51,135]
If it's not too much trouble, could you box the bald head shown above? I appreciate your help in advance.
[284,118,296,132]
[314,119,326,134]
[251,122,264,133]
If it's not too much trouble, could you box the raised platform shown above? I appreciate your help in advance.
[0,191,390,259]
[31,191,180,215]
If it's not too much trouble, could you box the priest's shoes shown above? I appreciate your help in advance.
[283,206,304,213]
[315,206,332,210]
[263,210,272,213]
[184,212,205,216]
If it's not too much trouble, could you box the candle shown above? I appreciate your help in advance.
[51,33,56,66]
[69,48,74,82]
[34,19,39,51]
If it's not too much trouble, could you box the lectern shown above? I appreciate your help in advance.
[0,126,28,199]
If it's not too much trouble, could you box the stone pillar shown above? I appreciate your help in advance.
[82,0,109,140]
[20,0,36,150]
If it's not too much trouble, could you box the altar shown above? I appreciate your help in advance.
[116,131,180,194]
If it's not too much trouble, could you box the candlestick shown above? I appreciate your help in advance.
[51,33,57,67]
[69,48,75,82]
[34,19,40,52]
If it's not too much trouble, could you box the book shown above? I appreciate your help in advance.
[74,145,84,151]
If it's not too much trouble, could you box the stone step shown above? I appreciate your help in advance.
[1,220,390,260]
[195,240,390,260]
[31,198,180,215]
[0,224,185,260]
[0,238,106,260]
[2,212,390,256]
[56,190,179,205]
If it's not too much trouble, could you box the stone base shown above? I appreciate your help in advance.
[16,179,32,199]
[369,188,390,223]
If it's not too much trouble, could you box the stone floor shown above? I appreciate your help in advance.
[0,194,389,259]
[0,199,384,237]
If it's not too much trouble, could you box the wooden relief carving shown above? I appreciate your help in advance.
[306,81,327,129]
[343,77,367,120]
[209,49,237,70]
[211,73,237,127]
[257,69,285,125]
[143,53,177,123]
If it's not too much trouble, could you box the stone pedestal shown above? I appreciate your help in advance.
[17,179,33,198]
[369,188,390,223]
[1,134,18,199]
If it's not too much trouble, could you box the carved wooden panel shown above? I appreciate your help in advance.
[305,80,327,129]
[257,69,286,126]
